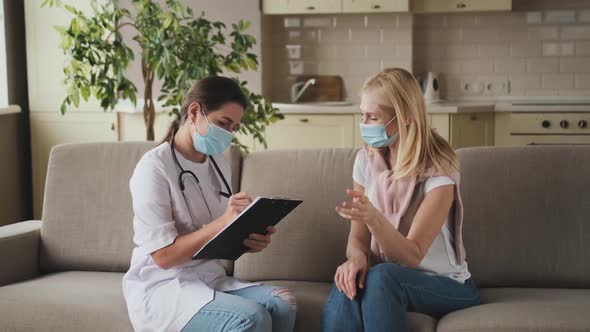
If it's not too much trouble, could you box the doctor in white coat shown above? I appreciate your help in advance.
[122,76,296,332]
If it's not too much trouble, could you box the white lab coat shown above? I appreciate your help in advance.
[122,143,256,332]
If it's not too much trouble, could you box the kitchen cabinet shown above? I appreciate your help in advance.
[262,0,288,15]
[262,112,493,151]
[348,113,495,150]
[263,0,342,15]
[412,0,511,13]
[343,0,409,13]
[264,114,355,150]
[118,107,497,152]
[429,112,495,149]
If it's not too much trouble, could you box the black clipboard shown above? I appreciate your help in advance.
[192,197,302,261]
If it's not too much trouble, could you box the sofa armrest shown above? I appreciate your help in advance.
[0,220,41,286]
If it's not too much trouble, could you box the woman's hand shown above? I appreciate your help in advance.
[334,254,369,300]
[244,226,277,253]
[223,192,252,224]
[335,189,383,227]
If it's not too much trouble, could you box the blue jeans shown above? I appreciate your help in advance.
[182,284,296,332]
[321,263,480,332]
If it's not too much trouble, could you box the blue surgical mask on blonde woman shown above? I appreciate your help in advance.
[359,95,400,148]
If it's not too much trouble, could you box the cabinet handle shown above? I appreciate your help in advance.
[307,5,315,10]
[299,118,309,123]
[372,4,382,9]
[111,123,116,131]
[470,115,477,121]
[456,2,467,8]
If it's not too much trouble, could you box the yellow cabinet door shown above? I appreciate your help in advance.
[265,114,355,150]
[449,113,494,149]
[430,114,451,142]
[262,0,290,14]
[412,0,511,13]
[429,113,494,149]
[30,111,118,218]
[344,0,409,13]
[263,0,343,14]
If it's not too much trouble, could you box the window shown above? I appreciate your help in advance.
[0,1,8,108]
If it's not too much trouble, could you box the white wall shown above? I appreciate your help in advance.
[25,0,101,112]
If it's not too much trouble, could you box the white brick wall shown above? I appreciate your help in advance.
[263,0,590,101]
[413,2,590,98]
[264,13,413,102]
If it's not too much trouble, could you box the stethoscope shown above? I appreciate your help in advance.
[170,135,232,226]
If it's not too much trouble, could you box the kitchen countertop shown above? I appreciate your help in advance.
[275,98,590,114]
[274,101,495,114]
[495,101,590,112]
[115,98,590,115]
[426,101,495,113]
[274,103,358,114]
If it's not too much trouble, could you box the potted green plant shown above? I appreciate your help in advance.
[42,0,282,151]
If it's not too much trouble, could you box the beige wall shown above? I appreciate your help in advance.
[0,111,26,227]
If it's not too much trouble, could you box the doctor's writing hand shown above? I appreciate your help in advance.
[223,192,252,224]
[244,226,277,253]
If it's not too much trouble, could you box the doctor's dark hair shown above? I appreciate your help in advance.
[160,76,248,144]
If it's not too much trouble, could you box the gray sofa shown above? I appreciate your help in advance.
[1,142,589,332]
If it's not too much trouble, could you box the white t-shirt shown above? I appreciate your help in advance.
[352,150,471,283]
[122,143,256,332]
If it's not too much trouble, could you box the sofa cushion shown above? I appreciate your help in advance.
[0,271,132,331]
[234,148,358,282]
[40,142,242,273]
[457,146,590,288]
[267,280,437,332]
[437,288,590,332]
[40,142,154,273]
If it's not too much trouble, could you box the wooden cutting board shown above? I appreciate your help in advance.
[294,75,344,102]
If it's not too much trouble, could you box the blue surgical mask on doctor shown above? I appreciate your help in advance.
[359,115,398,148]
[192,106,234,156]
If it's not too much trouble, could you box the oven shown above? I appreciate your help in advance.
[499,102,590,146]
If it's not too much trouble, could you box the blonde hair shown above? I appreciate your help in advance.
[362,68,458,179]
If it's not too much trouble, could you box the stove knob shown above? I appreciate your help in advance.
[579,120,588,129]
[560,120,569,129]
[541,120,551,128]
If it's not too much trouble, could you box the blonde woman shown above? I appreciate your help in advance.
[321,68,480,331]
